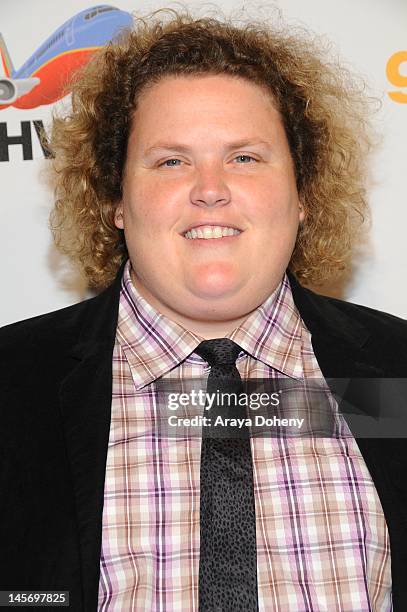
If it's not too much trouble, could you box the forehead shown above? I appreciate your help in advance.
[129,74,283,147]
[136,73,277,105]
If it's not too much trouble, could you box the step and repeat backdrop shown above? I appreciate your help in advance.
[1,0,406,326]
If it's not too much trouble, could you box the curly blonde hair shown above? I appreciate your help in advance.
[49,6,376,288]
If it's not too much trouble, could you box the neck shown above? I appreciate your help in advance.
[129,269,256,339]
[172,314,252,340]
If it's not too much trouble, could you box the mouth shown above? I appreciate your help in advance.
[183,234,243,247]
[182,225,243,241]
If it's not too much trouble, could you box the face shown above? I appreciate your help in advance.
[115,74,304,331]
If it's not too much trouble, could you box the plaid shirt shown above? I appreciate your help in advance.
[98,259,392,611]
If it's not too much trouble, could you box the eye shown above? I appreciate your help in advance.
[234,155,258,163]
[157,155,258,167]
[159,158,183,167]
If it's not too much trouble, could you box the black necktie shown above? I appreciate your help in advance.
[194,338,259,612]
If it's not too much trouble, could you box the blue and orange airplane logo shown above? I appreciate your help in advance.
[0,5,132,110]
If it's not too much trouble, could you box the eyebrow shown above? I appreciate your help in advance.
[143,139,271,156]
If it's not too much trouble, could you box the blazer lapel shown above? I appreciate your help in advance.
[287,271,407,610]
[59,265,123,611]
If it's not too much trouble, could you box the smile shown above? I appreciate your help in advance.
[184,225,242,240]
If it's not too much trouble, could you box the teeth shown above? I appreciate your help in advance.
[184,225,241,240]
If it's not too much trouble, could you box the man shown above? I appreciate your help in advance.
[1,9,407,612]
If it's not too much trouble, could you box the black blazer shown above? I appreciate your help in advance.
[1,265,407,611]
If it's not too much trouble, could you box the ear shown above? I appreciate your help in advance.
[114,202,124,229]
[298,201,305,224]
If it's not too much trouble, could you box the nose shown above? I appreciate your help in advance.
[190,163,231,208]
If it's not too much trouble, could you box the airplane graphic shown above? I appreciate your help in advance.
[0,5,132,110]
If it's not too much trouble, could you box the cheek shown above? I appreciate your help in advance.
[122,177,154,218]
[123,193,156,229]
[124,179,182,224]
[253,198,299,229]
[258,179,300,222]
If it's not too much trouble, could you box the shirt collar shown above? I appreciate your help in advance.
[117,259,304,390]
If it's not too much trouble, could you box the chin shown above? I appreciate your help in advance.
[183,302,247,322]
[188,267,243,293]
[188,280,243,301]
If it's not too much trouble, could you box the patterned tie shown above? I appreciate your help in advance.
[194,338,259,612]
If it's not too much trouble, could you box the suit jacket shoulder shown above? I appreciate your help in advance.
[287,273,407,375]
[0,269,122,373]
[0,298,91,357]
[305,286,407,336]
